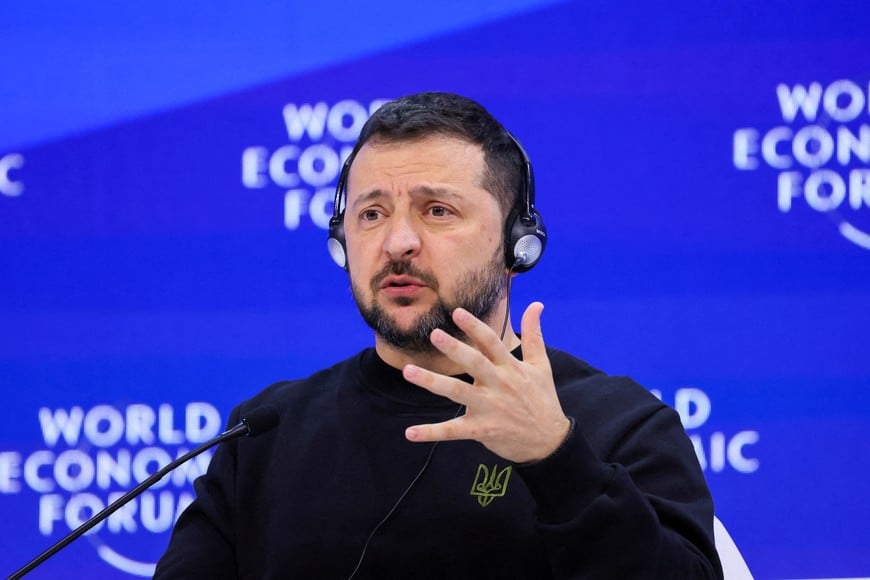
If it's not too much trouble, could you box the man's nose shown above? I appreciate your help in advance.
[383,213,421,261]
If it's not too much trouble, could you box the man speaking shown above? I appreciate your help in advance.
[155,92,723,578]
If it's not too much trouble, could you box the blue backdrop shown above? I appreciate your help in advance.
[2,1,868,577]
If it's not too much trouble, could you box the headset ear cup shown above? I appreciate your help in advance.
[327,152,354,272]
[505,208,547,273]
[327,215,349,271]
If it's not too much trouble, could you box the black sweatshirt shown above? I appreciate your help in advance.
[155,347,723,579]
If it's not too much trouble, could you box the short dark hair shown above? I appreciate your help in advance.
[352,92,524,218]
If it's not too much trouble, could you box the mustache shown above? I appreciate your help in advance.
[370,260,439,292]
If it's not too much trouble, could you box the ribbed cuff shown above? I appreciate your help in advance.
[516,416,613,524]
[518,417,577,468]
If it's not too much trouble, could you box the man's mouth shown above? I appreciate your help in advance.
[379,275,428,299]
[380,276,425,289]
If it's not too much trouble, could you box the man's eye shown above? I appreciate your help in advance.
[361,209,381,221]
[429,206,450,217]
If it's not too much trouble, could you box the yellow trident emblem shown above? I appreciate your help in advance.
[470,464,513,507]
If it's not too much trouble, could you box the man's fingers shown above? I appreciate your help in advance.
[406,416,468,443]
[520,302,548,365]
[450,308,512,364]
[402,363,477,406]
[427,327,500,383]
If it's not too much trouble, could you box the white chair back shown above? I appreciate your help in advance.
[714,516,753,580]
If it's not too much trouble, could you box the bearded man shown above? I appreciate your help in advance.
[155,92,723,579]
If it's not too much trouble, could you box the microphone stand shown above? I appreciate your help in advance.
[8,420,252,579]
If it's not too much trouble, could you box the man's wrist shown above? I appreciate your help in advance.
[520,416,576,467]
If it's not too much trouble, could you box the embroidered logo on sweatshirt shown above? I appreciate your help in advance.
[470,464,512,507]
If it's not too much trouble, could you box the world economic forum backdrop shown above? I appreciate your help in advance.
[1,1,868,578]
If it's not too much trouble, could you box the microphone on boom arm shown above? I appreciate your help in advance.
[7,406,280,580]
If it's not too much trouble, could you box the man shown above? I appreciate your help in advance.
[155,92,723,578]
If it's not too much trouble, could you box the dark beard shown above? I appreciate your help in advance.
[351,250,506,353]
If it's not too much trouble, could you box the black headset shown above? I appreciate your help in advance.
[327,133,546,273]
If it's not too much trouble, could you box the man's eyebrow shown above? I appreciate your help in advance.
[408,185,462,200]
[349,189,386,211]
[349,186,463,211]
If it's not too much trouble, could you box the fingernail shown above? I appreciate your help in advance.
[406,427,419,441]
[454,308,469,321]
[403,364,419,378]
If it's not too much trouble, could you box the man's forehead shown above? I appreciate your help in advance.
[357,134,482,160]
[348,135,484,182]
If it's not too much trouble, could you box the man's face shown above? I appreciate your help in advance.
[344,134,507,353]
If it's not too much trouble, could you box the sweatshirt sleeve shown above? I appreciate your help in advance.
[153,406,241,579]
[517,384,723,579]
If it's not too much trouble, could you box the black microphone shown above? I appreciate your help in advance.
[7,406,280,580]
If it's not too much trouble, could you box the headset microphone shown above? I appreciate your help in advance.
[514,252,532,267]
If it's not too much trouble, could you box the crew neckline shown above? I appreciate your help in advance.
[356,346,523,407]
